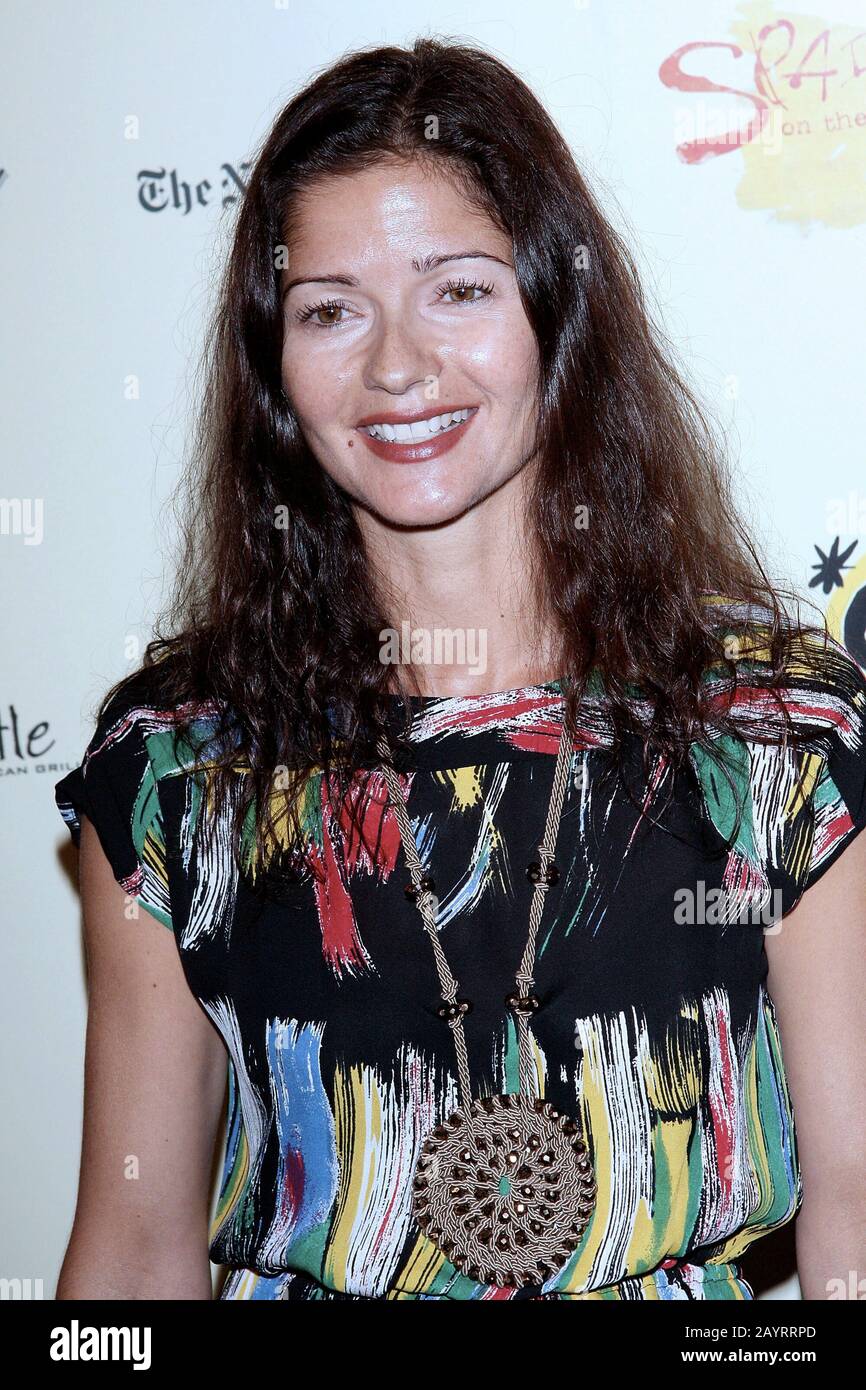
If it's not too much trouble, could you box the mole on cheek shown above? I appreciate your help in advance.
[347,439,354,446]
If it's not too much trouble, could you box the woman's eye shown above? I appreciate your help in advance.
[435,277,495,306]
[295,299,352,328]
[293,278,494,327]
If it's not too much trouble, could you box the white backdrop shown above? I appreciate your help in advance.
[3,0,865,1300]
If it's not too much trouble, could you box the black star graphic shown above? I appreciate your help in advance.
[810,537,858,595]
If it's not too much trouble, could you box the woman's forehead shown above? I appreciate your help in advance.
[283,160,506,267]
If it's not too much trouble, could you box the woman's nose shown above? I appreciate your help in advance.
[362,314,438,396]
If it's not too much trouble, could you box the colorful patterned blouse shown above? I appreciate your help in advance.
[55,600,866,1301]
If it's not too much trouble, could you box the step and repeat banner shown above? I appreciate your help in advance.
[2,0,864,1300]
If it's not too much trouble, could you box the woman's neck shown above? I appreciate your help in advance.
[357,467,561,699]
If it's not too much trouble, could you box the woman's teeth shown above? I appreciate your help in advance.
[363,408,472,442]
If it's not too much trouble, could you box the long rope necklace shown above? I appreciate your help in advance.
[375,683,596,1290]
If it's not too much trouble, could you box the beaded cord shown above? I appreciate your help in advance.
[376,684,597,1286]
[375,678,576,1128]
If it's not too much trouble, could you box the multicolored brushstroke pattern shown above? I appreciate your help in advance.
[55,598,866,1299]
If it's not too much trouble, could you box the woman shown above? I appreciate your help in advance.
[55,38,866,1301]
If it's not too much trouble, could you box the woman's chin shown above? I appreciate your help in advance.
[335,468,479,528]
[357,491,481,531]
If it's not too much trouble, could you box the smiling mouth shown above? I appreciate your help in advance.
[360,407,475,443]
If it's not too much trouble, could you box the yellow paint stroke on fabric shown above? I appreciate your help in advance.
[324,1062,383,1289]
[623,1154,655,1270]
[738,1033,774,1222]
[435,765,485,811]
[713,1000,795,1264]
[619,1029,662,1269]
[634,1033,699,1262]
[704,627,845,715]
[390,1234,450,1294]
[222,1267,261,1299]
[530,1033,547,1097]
[650,1006,704,1115]
[647,1118,692,1263]
[730,4,866,229]
[437,765,510,894]
[786,750,822,816]
[209,1129,251,1243]
[785,749,824,880]
[702,592,845,680]
[555,1022,613,1291]
[141,823,169,891]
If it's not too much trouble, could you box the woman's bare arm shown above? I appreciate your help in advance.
[765,826,866,1300]
[56,815,229,1300]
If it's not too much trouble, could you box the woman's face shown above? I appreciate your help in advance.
[280,159,540,528]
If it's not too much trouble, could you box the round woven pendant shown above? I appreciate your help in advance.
[412,1093,596,1289]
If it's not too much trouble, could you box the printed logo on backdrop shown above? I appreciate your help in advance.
[815,536,866,672]
[0,705,72,782]
[660,4,866,227]
[137,161,251,214]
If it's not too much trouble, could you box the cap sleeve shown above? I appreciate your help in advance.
[800,638,866,894]
[55,690,173,931]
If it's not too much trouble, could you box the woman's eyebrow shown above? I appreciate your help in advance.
[281,250,512,298]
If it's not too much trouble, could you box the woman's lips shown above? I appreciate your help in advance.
[356,408,478,463]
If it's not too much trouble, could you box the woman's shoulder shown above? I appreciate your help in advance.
[56,661,231,850]
[55,661,239,929]
[699,590,866,742]
[698,591,866,893]
[84,663,228,779]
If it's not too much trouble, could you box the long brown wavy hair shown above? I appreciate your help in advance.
[102,36,833,886]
